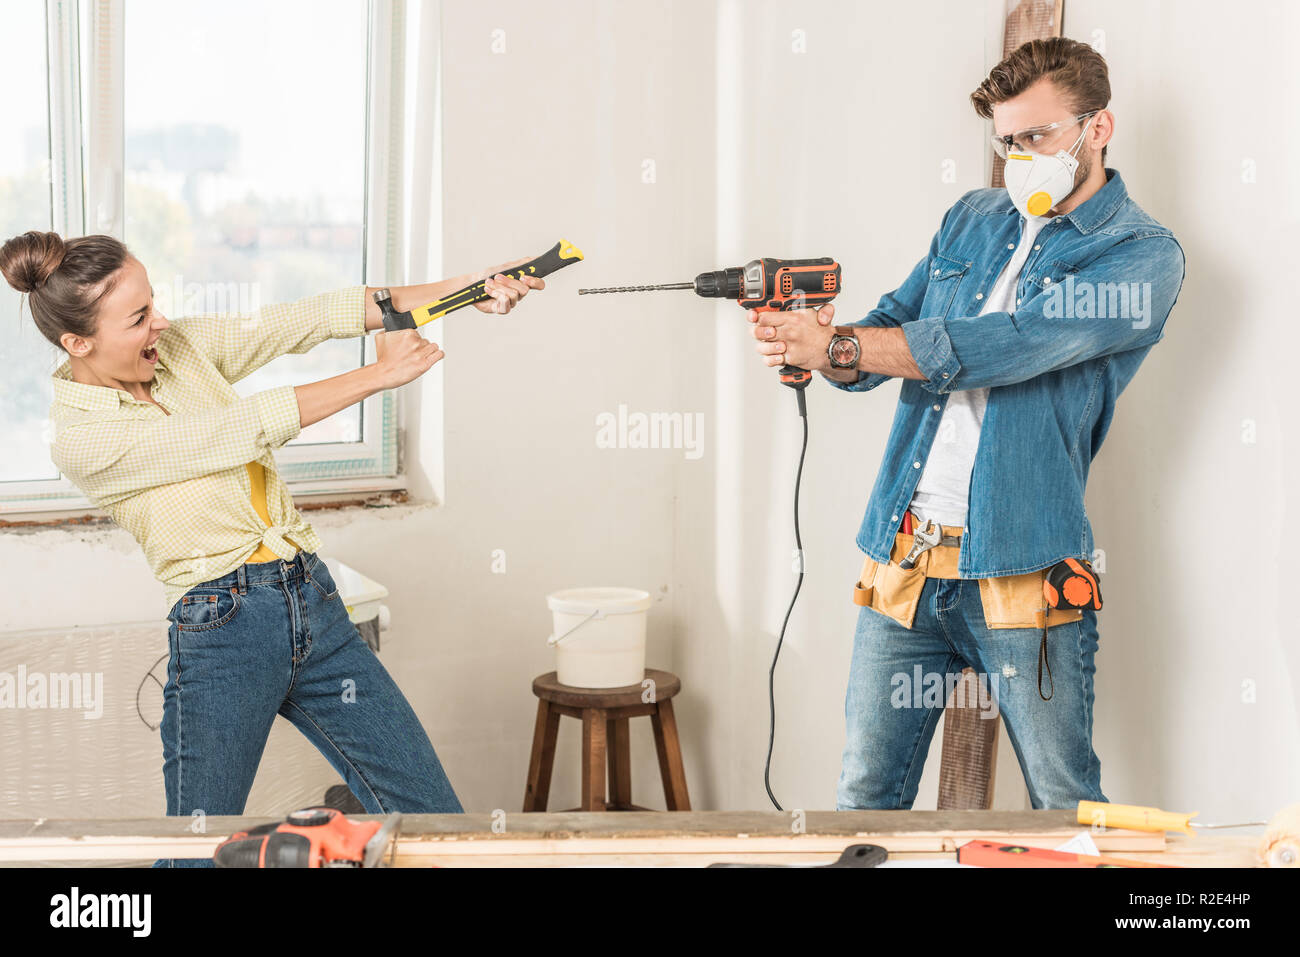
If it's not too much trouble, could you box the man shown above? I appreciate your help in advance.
[748,38,1186,809]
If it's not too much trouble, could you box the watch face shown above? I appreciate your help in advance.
[830,336,857,367]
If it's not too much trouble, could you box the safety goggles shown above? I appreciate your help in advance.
[991,111,1099,159]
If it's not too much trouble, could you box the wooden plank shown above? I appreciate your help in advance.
[0,810,1189,864]
[395,832,1258,869]
[387,831,1151,862]
[0,809,1159,840]
[0,831,1165,865]
[938,669,1000,809]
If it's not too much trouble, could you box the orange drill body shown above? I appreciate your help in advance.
[213,807,402,868]
[736,258,842,389]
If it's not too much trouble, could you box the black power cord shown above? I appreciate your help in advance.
[136,652,168,730]
[765,377,810,811]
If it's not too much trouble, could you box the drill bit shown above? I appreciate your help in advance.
[578,282,695,294]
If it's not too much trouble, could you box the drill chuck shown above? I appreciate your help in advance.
[691,268,745,299]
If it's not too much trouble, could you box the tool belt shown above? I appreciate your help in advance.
[851,509,1086,702]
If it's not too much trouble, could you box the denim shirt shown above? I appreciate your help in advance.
[828,168,1186,578]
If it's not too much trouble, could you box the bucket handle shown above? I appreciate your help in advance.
[547,607,602,646]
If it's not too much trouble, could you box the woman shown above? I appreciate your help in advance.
[1,230,543,844]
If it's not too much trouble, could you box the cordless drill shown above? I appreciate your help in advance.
[579,256,843,414]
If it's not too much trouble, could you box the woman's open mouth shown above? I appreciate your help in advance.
[141,345,158,363]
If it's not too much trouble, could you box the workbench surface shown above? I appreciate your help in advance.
[0,810,1264,867]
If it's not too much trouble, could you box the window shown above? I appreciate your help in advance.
[1,1,58,486]
[0,0,437,514]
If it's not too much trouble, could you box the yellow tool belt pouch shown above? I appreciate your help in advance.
[851,525,1083,631]
[977,571,1082,630]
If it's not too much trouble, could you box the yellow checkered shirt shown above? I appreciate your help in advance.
[48,285,370,615]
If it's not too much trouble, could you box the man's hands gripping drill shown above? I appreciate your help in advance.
[748,306,925,383]
[748,304,858,381]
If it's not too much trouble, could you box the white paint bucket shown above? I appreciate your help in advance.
[546,587,651,688]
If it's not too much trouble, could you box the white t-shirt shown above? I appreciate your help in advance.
[908,214,1049,529]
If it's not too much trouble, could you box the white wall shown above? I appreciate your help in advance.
[2,0,1295,822]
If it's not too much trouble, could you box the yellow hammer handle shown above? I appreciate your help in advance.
[1078,800,1197,834]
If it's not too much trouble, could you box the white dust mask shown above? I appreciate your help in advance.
[1003,113,1096,218]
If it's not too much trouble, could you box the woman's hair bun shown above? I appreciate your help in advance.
[0,230,68,294]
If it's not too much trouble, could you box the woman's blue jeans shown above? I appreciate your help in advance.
[153,550,461,867]
[837,576,1108,811]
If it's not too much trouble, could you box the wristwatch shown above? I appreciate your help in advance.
[827,326,860,370]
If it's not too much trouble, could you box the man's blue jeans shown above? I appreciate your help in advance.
[153,550,461,867]
[837,576,1107,810]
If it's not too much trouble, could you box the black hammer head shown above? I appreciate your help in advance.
[372,288,416,331]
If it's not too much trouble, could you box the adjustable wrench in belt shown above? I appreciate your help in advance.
[898,515,962,569]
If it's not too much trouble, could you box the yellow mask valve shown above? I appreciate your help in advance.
[1026,191,1053,216]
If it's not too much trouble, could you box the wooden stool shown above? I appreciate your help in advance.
[523,668,690,812]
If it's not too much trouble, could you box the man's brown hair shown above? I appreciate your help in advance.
[971,37,1111,161]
